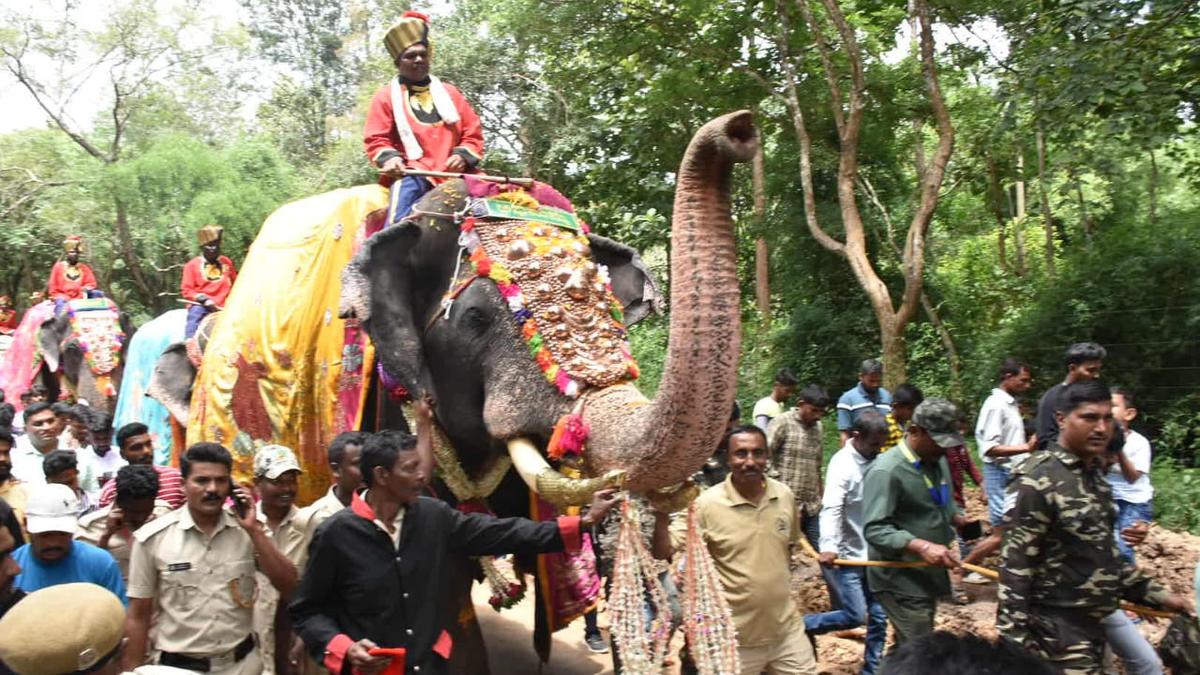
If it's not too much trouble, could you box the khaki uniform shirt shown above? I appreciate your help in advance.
[671,476,801,647]
[294,487,346,544]
[128,507,259,656]
[76,500,174,581]
[0,480,28,538]
[254,503,305,674]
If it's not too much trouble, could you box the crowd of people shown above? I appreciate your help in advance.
[0,6,1198,675]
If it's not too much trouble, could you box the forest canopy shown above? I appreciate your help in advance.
[2,0,1197,478]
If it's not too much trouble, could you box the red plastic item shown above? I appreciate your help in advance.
[367,647,407,675]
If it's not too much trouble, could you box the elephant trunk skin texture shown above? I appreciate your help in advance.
[584,111,756,492]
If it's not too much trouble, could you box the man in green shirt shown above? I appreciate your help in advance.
[862,398,966,651]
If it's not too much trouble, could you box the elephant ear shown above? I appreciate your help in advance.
[588,234,663,326]
[341,222,428,398]
[148,342,196,425]
[37,313,68,373]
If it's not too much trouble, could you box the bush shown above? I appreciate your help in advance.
[1152,458,1200,535]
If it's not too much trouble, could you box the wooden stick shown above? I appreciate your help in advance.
[830,558,1174,619]
[382,167,535,187]
[177,299,202,306]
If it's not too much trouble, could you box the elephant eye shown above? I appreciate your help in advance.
[460,306,493,333]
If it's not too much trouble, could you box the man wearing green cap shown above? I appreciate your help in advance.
[862,398,967,651]
[364,10,485,226]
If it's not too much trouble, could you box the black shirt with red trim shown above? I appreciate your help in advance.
[289,493,580,675]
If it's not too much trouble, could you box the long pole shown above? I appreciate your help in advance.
[382,167,535,187]
[824,557,1174,620]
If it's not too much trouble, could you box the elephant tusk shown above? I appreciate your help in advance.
[505,437,625,508]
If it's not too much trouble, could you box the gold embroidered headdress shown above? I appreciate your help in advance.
[384,11,432,62]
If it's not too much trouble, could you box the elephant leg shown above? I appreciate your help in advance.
[445,555,490,675]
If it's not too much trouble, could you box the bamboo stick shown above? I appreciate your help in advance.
[826,558,1174,619]
[381,167,535,187]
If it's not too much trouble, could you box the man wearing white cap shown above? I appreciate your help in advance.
[11,483,125,603]
[252,444,307,675]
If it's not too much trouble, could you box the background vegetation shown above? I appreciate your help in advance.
[3,0,1197,525]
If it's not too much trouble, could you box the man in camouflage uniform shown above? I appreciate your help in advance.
[998,379,1194,674]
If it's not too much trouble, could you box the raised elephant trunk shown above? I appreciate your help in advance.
[583,111,757,492]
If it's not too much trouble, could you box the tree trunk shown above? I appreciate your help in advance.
[1014,149,1028,274]
[920,290,961,399]
[1072,170,1092,243]
[752,133,770,323]
[113,199,156,310]
[985,150,1009,271]
[1035,124,1056,275]
[879,318,907,389]
[1148,149,1158,225]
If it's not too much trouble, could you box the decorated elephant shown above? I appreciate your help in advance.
[165,111,754,671]
[337,111,755,668]
[146,310,216,428]
[0,298,131,414]
[115,308,187,465]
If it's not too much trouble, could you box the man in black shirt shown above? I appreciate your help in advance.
[290,430,619,675]
[1034,342,1105,449]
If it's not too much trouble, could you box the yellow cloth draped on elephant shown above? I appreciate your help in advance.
[187,185,388,503]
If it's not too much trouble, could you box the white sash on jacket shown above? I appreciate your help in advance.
[389,75,460,161]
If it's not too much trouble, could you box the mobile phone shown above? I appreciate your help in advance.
[233,491,250,518]
[959,519,984,541]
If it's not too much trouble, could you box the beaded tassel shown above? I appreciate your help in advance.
[683,502,741,674]
[609,500,672,674]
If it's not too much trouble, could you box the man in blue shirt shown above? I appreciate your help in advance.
[11,483,125,605]
[837,359,893,444]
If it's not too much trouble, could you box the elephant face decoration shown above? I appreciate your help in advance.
[453,207,640,397]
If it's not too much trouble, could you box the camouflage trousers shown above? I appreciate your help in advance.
[1021,606,1108,675]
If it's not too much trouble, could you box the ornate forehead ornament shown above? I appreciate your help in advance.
[455,194,639,398]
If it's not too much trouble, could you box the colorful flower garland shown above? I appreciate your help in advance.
[66,300,125,397]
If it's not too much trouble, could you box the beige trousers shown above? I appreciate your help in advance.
[738,629,818,675]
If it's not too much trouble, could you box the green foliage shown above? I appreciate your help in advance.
[1152,459,1200,535]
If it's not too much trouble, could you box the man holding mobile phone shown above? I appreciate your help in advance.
[122,443,299,674]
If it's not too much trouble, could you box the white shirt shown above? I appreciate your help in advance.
[11,435,101,499]
[975,387,1028,468]
[818,440,874,561]
[84,446,127,486]
[1108,430,1153,503]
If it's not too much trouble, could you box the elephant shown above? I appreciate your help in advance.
[338,110,757,669]
[115,308,187,465]
[35,300,134,413]
[0,298,133,415]
[146,310,216,427]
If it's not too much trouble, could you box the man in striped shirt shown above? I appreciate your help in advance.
[96,423,184,509]
[837,359,893,444]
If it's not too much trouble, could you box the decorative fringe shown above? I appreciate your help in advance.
[547,413,589,461]
[481,555,526,610]
[609,500,673,674]
[683,502,741,675]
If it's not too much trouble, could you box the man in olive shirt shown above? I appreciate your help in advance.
[653,425,817,675]
[862,399,966,650]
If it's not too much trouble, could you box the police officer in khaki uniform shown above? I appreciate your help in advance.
[251,445,307,675]
[0,582,194,675]
[122,443,298,674]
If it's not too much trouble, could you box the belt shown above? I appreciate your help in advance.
[159,634,256,672]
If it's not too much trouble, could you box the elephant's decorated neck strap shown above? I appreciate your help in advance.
[451,193,639,398]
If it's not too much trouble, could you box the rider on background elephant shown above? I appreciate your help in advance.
[47,235,98,311]
[181,225,237,339]
[365,10,485,226]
